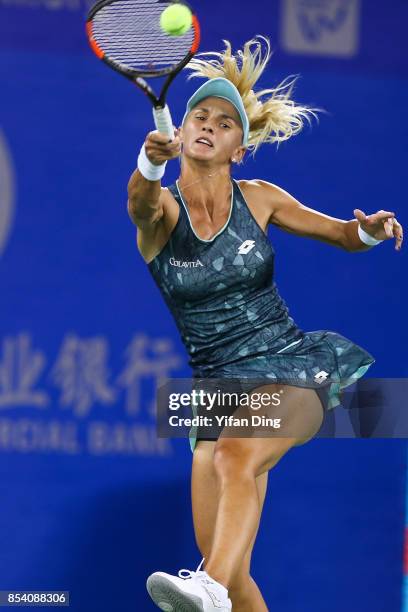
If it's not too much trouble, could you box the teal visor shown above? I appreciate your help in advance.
[182,77,249,146]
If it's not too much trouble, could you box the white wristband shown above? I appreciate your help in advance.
[357,223,384,246]
[137,143,167,181]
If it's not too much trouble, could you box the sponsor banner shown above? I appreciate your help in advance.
[0,0,407,76]
[281,0,361,58]
[0,332,184,457]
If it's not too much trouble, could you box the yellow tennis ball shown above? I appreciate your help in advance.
[160,4,193,36]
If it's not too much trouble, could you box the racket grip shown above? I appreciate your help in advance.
[153,105,174,141]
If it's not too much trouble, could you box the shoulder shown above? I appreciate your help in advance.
[136,185,180,263]
[159,185,178,207]
[237,179,293,200]
[147,185,180,231]
[236,179,296,223]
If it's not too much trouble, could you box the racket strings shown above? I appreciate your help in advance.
[91,0,195,72]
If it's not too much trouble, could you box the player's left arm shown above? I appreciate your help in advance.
[259,180,403,252]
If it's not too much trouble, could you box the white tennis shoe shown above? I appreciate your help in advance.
[146,558,232,611]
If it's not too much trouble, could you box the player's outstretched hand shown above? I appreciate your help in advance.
[145,128,182,166]
[354,208,403,251]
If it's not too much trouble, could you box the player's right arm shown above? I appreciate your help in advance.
[127,130,181,262]
[127,129,181,228]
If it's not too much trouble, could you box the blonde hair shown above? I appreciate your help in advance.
[185,36,321,155]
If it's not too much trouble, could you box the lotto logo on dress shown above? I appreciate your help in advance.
[238,240,256,255]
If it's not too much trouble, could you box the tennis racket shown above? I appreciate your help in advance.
[86,0,201,140]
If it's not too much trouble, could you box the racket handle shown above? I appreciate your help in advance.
[153,105,174,141]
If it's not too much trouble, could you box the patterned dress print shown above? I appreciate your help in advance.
[147,180,375,451]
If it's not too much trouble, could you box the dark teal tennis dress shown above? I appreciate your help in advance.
[147,179,375,451]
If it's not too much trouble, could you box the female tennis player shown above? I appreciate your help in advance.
[127,36,403,611]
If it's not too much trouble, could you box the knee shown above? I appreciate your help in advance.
[212,442,254,482]
[213,439,290,482]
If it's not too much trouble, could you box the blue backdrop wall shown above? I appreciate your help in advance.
[0,1,407,610]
